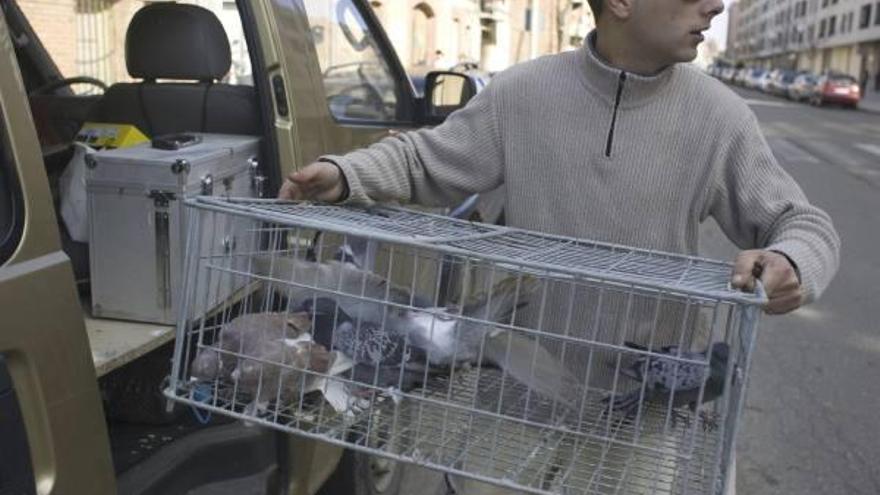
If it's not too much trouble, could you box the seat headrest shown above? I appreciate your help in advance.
[126,3,231,81]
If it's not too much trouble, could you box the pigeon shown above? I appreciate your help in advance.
[230,335,334,410]
[252,255,433,326]
[305,232,367,268]
[604,341,730,424]
[302,297,440,391]
[190,312,311,382]
[299,275,574,407]
[406,276,575,407]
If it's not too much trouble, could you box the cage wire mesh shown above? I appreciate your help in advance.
[165,197,765,495]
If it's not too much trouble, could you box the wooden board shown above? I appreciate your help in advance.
[84,311,174,377]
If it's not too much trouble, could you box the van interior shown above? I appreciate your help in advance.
[0,1,321,491]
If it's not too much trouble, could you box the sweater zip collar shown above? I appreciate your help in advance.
[579,30,675,107]
[605,71,627,158]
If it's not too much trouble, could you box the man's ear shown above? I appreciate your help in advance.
[603,0,635,20]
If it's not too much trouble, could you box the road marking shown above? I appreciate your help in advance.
[764,121,805,137]
[743,98,793,108]
[791,306,823,320]
[851,334,880,355]
[855,143,880,158]
[767,137,820,164]
[820,120,860,135]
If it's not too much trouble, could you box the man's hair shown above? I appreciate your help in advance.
[587,0,603,17]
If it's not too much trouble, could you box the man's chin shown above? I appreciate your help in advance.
[674,48,699,64]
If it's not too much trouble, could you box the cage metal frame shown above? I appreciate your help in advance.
[165,196,766,495]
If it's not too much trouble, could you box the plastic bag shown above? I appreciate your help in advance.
[59,143,95,243]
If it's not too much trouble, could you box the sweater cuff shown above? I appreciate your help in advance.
[318,155,372,205]
[766,239,822,304]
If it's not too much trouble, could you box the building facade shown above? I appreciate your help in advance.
[729,0,880,91]
[373,0,595,74]
[16,0,595,89]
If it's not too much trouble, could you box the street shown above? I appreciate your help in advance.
[702,86,880,495]
[393,85,880,495]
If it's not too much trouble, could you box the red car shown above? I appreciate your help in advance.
[810,73,861,108]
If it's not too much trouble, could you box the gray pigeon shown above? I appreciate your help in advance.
[604,341,730,421]
[299,275,575,407]
[252,255,433,326]
[302,297,440,391]
[405,276,575,407]
[190,312,311,382]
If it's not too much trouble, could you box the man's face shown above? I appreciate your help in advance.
[626,0,724,66]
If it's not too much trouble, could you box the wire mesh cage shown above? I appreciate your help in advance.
[165,197,765,495]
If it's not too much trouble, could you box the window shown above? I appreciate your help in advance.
[15,0,254,91]
[829,15,836,35]
[303,0,401,123]
[0,111,25,266]
[877,1,880,24]
[819,18,827,36]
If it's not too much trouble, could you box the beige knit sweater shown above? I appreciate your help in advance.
[325,35,840,304]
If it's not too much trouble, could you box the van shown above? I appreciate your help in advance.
[0,1,478,493]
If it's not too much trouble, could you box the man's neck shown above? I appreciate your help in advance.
[593,29,668,76]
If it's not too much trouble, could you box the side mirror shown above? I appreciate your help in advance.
[424,71,478,124]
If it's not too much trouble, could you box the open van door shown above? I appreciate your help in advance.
[253,0,478,177]
[0,11,115,494]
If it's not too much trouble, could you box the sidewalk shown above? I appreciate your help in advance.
[861,88,880,114]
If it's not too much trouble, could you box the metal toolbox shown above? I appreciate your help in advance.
[86,134,263,324]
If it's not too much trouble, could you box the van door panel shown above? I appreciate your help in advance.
[0,10,116,494]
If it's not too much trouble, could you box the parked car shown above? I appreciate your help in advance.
[788,73,818,102]
[745,69,766,89]
[722,67,738,83]
[769,70,797,97]
[733,67,750,85]
[810,72,861,108]
[757,70,775,92]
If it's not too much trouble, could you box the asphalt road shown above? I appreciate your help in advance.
[701,86,880,495]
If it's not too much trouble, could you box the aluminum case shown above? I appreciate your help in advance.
[86,133,263,324]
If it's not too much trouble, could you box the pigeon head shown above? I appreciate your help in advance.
[190,348,222,381]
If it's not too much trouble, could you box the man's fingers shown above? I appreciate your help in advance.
[278,179,302,200]
[757,252,800,297]
[731,250,763,291]
[765,291,803,315]
[279,162,342,201]
[731,250,803,314]
[758,253,783,293]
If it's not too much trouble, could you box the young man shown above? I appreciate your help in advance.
[281,0,839,492]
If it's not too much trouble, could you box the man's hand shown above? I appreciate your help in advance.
[278,161,346,202]
[731,250,803,314]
